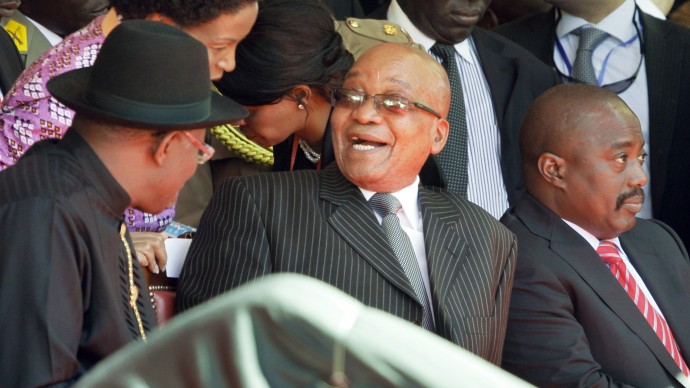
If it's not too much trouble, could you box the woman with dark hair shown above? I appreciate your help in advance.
[215,0,353,171]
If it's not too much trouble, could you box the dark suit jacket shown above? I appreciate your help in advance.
[0,28,22,95]
[501,194,690,387]
[177,163,517,365]
[368,4,561,205]
[495,8,690,252]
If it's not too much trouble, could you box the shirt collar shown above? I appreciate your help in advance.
[562,218,623,251]
[59,129,131,219]
[387,0,474,63]
[359,176,421,229]
[556,0,638,43]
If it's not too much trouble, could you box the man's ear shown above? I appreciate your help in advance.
[538,152,566,188]
[151,131,178,167]
[430,118,449,155]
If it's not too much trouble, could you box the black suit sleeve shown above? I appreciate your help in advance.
[177,177,273,312]
[501,245,632,387]
[500,212,633,387]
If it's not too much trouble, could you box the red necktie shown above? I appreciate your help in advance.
[597,240,689,377]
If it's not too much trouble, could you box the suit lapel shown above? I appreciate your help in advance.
[517,196,687,381]
[418,188,467,319]
[641,14,681,214]
[319,165,419,302]
[621,229,690,377]
[523,9,558,66]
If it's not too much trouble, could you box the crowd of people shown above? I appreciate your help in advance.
[1,0,690,386]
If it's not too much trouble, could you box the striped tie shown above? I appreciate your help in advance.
[370,193,435,331]
[597,240,689,376]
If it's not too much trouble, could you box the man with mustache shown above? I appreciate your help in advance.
[500,84,690,386]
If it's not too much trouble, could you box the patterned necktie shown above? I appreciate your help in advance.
[571,27,609,85]
[429,42,468,197]
[597,241,689,376]
[369,193,435,331]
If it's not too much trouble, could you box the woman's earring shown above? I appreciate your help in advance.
[298,104,305,110]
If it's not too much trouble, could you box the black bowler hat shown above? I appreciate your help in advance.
[47,20,248,130]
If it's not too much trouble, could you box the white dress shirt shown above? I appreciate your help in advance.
[554,0,652,218]
[386,0,509,220]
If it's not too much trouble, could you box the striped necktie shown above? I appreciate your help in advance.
[597,240,689,376]
[370,193,435,331]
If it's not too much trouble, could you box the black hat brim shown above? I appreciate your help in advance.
[47,67,248,130]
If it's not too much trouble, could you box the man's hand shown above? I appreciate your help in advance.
[131,232,168,274]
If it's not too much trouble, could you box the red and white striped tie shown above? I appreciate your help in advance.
[597,240,689,377]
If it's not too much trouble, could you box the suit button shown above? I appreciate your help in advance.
[412,320,421,326]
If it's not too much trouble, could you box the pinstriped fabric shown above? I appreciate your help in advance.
[0,131,157,385]
[420,187,516,365]
[177,164,516,365]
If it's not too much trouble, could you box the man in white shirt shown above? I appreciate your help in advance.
[501,84,690,387]
[368,0,560,220]
[495,0,690,254]
[178,43,517,366]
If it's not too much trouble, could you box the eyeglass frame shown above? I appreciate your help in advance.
[183,131,215,164]
[330,88,443,119]
[553,6,644,94]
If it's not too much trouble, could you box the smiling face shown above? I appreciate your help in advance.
[397,0,492,44]
[330,43,450,193]
[182,3,258,80]
[557,103,647,239]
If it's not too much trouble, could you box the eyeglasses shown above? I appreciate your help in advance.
[554,7,644,94]
[331,88,442,119]
[183,131,215,164]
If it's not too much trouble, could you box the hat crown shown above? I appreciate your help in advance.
[47,19,248,130]
[89,20,210,109]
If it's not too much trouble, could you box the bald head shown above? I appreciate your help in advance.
[521,84,635,181]
[331,42,452,193]
[354,43,451,118]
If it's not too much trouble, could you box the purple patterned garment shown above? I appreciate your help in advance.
[0,15,174,232]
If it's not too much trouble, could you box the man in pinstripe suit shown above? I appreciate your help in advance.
[177,43,517,365]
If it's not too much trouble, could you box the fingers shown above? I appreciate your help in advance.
[131,232,168,274]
